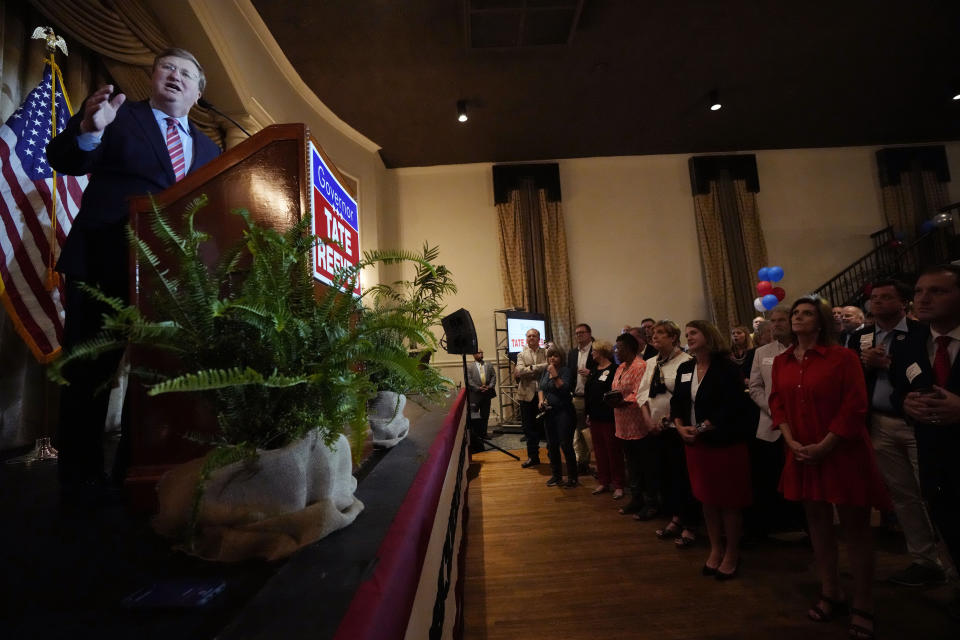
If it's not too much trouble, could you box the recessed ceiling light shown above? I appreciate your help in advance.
[953,93,960,101]
[457,100,468,123]
[709,89,722,111]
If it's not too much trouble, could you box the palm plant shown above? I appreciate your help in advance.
[366,242,457,351]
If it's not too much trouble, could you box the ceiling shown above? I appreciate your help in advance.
[252,1,960,169]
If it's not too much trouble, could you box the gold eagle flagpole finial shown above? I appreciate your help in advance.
[31,26,68,56]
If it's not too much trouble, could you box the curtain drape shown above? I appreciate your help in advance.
[30,0,227,147]
[881,170,950,240]
[496,182,575,349]
[537,189,576,350]
[693,177,769,335]
[877,146,952,240]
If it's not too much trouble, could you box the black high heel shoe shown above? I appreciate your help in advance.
[715,564,739,581]
[701,564,718,577]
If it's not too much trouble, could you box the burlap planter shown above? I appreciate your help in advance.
[368,391,410,448]
[153,431,363,561]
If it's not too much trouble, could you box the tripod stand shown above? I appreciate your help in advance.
[460,353,519,460]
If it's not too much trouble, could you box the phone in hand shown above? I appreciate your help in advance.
[914,386,946,399]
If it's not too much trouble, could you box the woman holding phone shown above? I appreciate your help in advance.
[538,345,578,488]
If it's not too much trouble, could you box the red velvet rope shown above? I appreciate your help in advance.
[333,389,467,640]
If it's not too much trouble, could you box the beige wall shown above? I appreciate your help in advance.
[383,165,500,375]
[388,142,960,372]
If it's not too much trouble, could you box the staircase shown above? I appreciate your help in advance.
[812,203,960,307]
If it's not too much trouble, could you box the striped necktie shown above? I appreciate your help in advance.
[164,117,186,181]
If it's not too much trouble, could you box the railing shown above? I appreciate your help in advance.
[812,213,958,307]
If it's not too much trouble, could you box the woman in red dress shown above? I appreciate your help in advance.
[770,297,890,640]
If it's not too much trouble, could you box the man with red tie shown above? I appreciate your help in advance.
[47,48,220,502]
[892,264,960,618]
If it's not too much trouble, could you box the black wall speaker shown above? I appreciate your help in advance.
[441,308,478,355]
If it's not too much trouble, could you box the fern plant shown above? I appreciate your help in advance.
[49,196,452,458]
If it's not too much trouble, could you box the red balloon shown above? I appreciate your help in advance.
[772,287,786,302]
[757,281,773,295]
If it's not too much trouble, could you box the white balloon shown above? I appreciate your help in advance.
[754,297,765,312]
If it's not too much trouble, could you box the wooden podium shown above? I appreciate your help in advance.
[123,123,355,509]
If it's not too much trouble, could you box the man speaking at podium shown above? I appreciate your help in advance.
[47,48,221,502]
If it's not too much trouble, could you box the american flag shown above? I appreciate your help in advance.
[0,60,86,363]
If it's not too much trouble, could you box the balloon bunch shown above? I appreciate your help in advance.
[754,266,786,312]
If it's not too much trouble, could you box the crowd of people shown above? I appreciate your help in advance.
[465,264,960,638]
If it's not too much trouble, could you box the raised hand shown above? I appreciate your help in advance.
[80,84,126,135]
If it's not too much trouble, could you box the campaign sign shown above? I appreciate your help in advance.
[310,141,360,295]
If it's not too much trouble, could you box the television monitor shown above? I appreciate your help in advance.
[505,311,546,353]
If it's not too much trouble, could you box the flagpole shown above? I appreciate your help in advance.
[45,53,60,290]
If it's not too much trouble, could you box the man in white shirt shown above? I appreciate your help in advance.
[515,328,547,467]
[894,264,960,619]
[840,305,865,348]
[567,323,595,474]
[746,306,802,542]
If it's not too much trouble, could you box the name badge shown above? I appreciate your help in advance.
[762,357,774,365]
[859,333,874,349]
[905,363,922,384]
[681,372,692,383]
[599,370,609,382]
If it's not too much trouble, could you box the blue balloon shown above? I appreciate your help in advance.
[762,294,779,310]
[894,231,906,241]
[757,267,770,281]
[920,220,936,234]
[768,266,784,282]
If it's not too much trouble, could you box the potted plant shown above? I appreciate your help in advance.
[49,196,450,560]
[362,243,457,446]
[367,242,457,362]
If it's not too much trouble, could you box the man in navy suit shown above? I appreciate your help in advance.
[852,280,945,587]
[891,265,960,616]
[47,48,221,500]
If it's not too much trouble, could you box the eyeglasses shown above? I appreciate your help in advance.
[158,61,199,83]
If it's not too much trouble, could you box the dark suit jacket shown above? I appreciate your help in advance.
[47,99,221,280]
[850,318,920,408]
[670,357,752,446]
[466,360,497,405]
[890,324,960,413]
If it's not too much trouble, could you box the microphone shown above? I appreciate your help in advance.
[197,98,252,137]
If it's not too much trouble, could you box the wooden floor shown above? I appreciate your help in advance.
[462,446,958,640]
